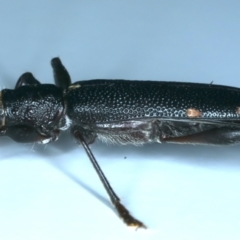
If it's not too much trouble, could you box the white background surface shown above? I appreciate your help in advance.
[0,1,240,240]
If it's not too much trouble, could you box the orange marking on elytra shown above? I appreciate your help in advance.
[236,107,240,115]
[186,108,201,118]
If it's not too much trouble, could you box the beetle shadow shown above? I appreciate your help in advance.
[1,131,240,213]
[46,157,112,210]
[0,132,114,210]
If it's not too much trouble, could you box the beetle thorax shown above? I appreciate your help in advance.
[2,85,66,134]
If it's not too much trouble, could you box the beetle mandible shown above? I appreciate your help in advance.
[1,58,240,228]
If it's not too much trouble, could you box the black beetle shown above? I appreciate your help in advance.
[1,58,240,228]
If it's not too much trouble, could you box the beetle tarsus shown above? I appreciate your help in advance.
[115,201,146,229]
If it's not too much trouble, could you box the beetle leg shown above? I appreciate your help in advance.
[15,72,41,89]
[51,57,71,90]
[162,127,240,145]
[0,125,59,144]
[71,126,97,145]
[71,127,146,229]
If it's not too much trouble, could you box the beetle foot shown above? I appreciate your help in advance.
[115,201,146,229]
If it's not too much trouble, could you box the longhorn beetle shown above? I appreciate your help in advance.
[1,58,240,228]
